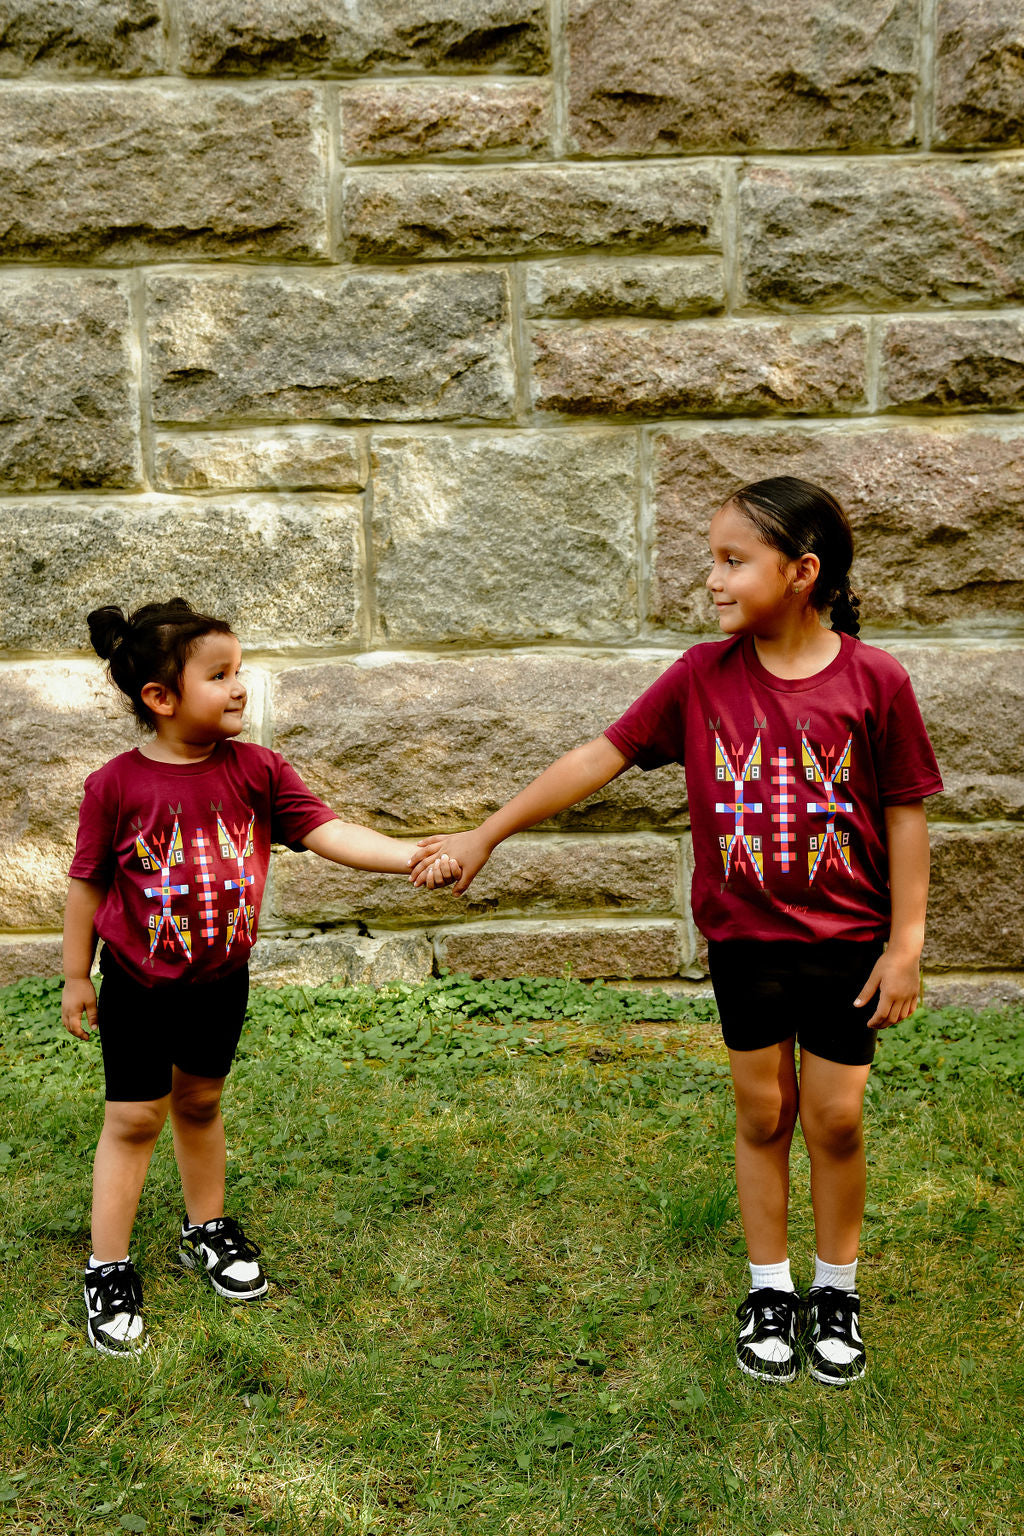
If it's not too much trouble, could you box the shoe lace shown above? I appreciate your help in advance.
[90,1264,142,1315]
[737,1287,795,1337]
[809,1286,856,1339]
[206,1217,261,1263]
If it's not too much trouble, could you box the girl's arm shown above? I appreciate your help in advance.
[410,734,631,894]
[854,800,930,1029]
[61,877,107,1040]
[301,819,458,882]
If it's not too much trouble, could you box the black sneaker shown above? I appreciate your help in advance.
[178,1216,268,1300]
[805,1286,866,1386]
[84,1260,148,1357]
[735,1287,800,1382]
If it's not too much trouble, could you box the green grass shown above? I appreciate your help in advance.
[1,974,1023,1535]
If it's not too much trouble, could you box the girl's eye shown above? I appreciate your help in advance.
[727,557,740,567]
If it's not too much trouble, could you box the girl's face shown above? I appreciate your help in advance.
[172,632,247,741]
[706,501,797,636]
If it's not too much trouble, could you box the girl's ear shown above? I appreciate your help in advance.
[792,552,821,594]
[140,680,176,718]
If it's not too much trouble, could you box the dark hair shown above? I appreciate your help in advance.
[728,475,861,636]
[87,598,234,729]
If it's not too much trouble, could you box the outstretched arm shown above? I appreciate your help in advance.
[301,818,459,883]
[854,800,930,1028]
[62,877,106,1040]
[410,733,630,894]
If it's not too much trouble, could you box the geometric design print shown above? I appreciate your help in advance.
[801,732,854,884]
[770,747,796,871]
[215,807,256,956]
[191,827,219,944]
[712,726,765,887]
[132,809,192,963]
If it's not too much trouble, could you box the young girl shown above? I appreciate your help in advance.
[63,598,458,1356]
[412,477,942,1387]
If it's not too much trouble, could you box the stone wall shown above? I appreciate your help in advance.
[2,0,1022,1004]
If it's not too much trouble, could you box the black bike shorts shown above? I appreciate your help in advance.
[96,946,250,1102]
[707,937,886,1067]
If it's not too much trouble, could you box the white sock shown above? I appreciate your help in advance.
[183,1217,222,1234]
[813,1255,858,1292]
[749,1258,795,1293]
[88,1253,129,1269]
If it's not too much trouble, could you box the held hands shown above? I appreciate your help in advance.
[853,947,921,1029]
[409,845,463,891]
[62,977,98,1041]
[410,830,491,894]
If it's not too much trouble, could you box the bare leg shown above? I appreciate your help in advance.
[798,1051,872,1265]
[727,1040,800,1265]
[91,1097,170,1260]
[169,1067,228,1228]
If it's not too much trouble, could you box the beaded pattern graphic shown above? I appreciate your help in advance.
[802,732,854,883]
[133,810,192,962]
[191,827,218,944]
[713,726,765,886]
[709,720,861,892]
[216,808,256,955]
[770,746,796,871]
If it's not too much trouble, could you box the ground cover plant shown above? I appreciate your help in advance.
[1,972,1022,1535]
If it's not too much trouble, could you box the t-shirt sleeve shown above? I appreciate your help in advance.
[604,658,689,770]
[875,677,944,805]
[68,778,117,884]
[270,757,340,850]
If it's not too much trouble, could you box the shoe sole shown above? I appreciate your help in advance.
[808,1361,866,1387]
[736,1354,798,1384]
[178,1247,269,1301]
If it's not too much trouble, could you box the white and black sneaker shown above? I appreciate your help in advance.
[84,1259,149,1357]
[735,1287,800,1382]
[805,1286,866,1386]
[178,1216,268,1300]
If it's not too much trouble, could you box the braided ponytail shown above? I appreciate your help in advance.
[86,597,233,729]
[827,577,861,637]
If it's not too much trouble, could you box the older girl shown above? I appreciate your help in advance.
[413,477,942,1386]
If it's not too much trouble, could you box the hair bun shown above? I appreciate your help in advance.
[86,605,131,661]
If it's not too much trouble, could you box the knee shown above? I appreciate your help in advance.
[803,1105,862,1159]
[737,1093,798,1149]
[104,1102,165,1146]
[172,1085,223,1128]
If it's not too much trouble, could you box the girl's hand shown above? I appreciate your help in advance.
[62,978,98,1041]
[853,948,921,1029]
[410,831,490,894]
[416,849,463,890]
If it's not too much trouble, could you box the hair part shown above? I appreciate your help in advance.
[87,597,234,729]
[728,475,861,636]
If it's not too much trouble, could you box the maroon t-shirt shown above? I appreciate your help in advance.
[605,634,943,944]
[69,741,337,986]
